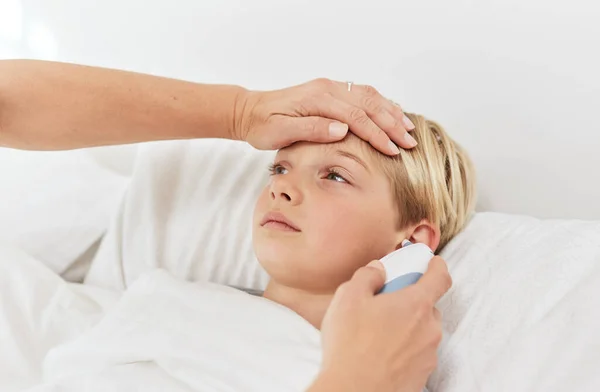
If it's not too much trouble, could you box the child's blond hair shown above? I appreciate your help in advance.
[365,112,477,252]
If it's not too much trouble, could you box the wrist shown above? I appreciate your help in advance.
[229,86,252,142]
[184,83,248,141]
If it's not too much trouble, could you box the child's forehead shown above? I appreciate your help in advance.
[277,133,379,160]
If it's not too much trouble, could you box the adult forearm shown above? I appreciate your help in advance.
[0,60,245,150]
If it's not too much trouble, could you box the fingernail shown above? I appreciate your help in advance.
[388,140,400,155]
[403,115,415,130]
[329,122,348,138]
[404,132,418,148]
[367,260,385,271]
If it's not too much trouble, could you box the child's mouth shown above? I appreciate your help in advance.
[263,220,300,232]
[260,211,301,232]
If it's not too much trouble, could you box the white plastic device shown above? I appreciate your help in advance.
[377,240,434,294]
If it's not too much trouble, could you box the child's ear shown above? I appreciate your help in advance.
[400,220,440,252]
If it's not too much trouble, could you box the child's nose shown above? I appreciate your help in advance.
[270,178,303,205]
[271,190,292,202]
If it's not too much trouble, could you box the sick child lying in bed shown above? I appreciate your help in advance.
[9,111,475,392]
[254,112,476,329]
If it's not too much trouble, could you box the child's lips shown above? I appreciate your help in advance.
[262,220,300,232]
[260,211,301,232]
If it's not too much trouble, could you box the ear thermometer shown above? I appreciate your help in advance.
[377,240,434,294]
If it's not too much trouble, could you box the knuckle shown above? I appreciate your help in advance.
[296,96,313,115]
[392,105,406,120]
[306,122,321,139]
[349,108,369,124]
[362,96,385,115]
[373,127,386,141]
[390,117,403,130]
[313,78,333,90]
[362,84,379,97]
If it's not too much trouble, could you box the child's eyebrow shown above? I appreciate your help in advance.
[335,150,370,173]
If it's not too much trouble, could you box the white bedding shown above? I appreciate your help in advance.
[432,213,600,391]
[0,148,129,278]
[0,244,118,391]
[4,210,600,392]
[0,243,321,392]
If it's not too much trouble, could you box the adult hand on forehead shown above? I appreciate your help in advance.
[233,78,418,155]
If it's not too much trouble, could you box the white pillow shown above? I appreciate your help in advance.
[0,148,130,277]
[85,139,274,290]
[431,212,600,391]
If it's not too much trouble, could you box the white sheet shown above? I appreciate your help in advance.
[0,243,321,392]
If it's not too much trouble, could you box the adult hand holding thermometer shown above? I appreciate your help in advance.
[313,253,451,392]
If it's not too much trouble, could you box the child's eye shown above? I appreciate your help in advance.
[325,169,348,183]
[268,163,288,176]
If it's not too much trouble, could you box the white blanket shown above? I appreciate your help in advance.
[0,244,321,392]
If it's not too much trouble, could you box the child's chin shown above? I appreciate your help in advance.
[255,245,304,271]
[255,244,293,264]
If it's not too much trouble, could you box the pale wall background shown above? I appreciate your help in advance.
[1,0,599,220]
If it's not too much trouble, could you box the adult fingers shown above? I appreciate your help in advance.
[388,99,415,133]
[415,256,453,305]
[339,82,417,149]
[345,260,387,296]
[299,79,417,154]
[311,94,401,155]
[271,115,350,148]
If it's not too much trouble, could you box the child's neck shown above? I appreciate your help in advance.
[262,280,334,330]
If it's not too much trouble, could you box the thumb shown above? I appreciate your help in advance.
[347,260,387,295]
[283,116,349,144]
